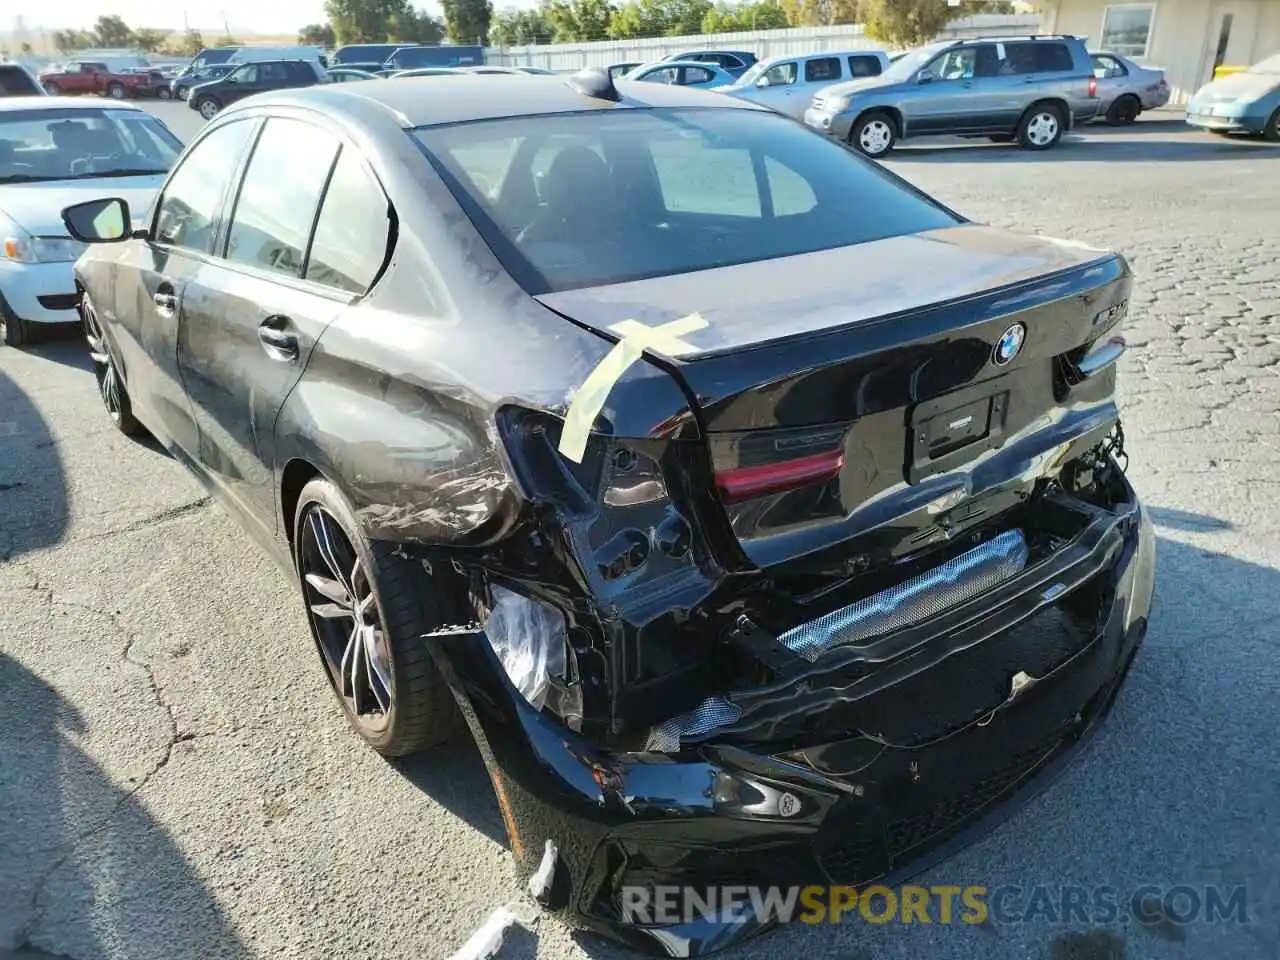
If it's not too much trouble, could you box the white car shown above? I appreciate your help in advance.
[717,50,892,120]
[0,97,181,346]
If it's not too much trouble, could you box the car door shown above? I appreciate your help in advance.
[907,44,1001,134]
[108,117,260,456]
[750,60,799,111]
[221,63,263,105]
[174,115,354,539]
[993,41,1079,127]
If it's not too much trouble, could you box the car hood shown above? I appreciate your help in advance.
[1191,71,1280,103]
[0,176,165,236]
[814,74,902,101]
[535,224,1116,358]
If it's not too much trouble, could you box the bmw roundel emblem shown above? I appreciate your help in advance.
[993,322,1027,366]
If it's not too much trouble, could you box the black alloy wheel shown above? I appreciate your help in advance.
[294,478,461,756]
[82,295,142,434]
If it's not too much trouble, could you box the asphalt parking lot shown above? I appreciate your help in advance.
[1,100,1278,960]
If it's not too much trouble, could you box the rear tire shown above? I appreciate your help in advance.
[1017,102,1065,150]
[1105,94,1140,125]
[157,86,173,100]
[0,296,35,348]
[850,110,897,158]
[177,87,190,101]
[293,477,464,757]
[106,82,126,99]
[42,81,60,95]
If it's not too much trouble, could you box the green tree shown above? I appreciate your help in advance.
[780,0,858,25]
[862,0,954,46]
[442,0,494,44]
[52,29,92,52]
[183,28,205,56]
[491,7,555,44]
[608,0,710,37]
[545,0,614,40]
[702,0,788,31]
[391,7,446,42]
[298,22,337,46]
[132,28,170,52]
[325,0,406,43]
[93,15,135,48]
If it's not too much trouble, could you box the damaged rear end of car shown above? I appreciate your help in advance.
[426,224,1154,955]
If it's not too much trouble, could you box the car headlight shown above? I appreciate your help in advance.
[826,95,852,113]
[0,211,84,263]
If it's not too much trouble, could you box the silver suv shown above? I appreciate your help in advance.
[805,35,1101,157]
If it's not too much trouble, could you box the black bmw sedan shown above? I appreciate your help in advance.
[63,70,1154,955]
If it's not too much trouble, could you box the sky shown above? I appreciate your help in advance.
[16,0,533,35]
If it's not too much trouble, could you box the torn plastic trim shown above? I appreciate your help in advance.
[644,697,743,753]
[777,528,1030,661]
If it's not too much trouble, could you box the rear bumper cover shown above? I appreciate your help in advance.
[431,482,1155,956]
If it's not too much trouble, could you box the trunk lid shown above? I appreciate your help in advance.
[537,224,1132,573]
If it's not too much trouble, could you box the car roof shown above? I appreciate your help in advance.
[0,96,147,114]
[756,50,885,67]
[237,73,769,128]
[639,60,729,70]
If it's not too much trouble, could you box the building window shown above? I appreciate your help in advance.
[1100,3,1156,58]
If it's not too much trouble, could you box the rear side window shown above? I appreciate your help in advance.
[1004,42,1075,74]
[0,66,39,95]
[683,66,715,85]
[305,150,393,294]
[224,117,339,277]
[848,55,883,78]
[154,119,256,252]
[804,58,840,82]
[416,107,959,294]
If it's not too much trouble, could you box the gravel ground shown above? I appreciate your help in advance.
[0,103,1277,960]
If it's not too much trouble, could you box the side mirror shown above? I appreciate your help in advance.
[756,75,771,88]
[916,70,935,84]
[62,198,133,243]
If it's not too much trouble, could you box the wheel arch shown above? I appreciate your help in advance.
[1019,97,1072,131]
[280,457,322,553]
[853,105,903,139]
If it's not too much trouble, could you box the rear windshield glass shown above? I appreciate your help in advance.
[413,107,959,294]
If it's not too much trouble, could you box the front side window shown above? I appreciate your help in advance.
[416,107,959,294]
[929,48,978,80]
[805,58,840,83]
[227,64,259,84]
[305,150,394,294]
[224,117,339,277]
[1100,4,1156,58]
[642,67,679,85]
[154,119,255,251]
[683,67,715,85]
[761,62,797,86]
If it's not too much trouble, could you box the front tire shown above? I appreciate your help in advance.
[43,81,61,95]
[157,86,173,100]
[177,86,190,101]
[1263,108,1280,142]
[851,110,897,158]
[293,478,463,756]
[82,295,143,435]
[1,296,35,348]
[196,96,220,120]
[106,82,126,99]
[1105,94,1140,125]
[1017,103,1065,150]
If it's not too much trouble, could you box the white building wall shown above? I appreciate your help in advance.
[489,13,1041,71]
[1046,0,1280,104]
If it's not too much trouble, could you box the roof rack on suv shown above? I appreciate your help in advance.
[967,34,1085,42]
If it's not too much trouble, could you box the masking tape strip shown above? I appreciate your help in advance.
[558,312,709,464]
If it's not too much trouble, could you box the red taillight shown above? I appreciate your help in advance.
[715,450,844,505]
[1088,77,1098,98]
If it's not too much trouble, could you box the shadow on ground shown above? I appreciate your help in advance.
[0,654,247,957]
[0,366,67,560]
[393,740,509,848]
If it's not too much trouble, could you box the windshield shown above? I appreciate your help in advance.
[879,44,946,82]
[0,107,182,184]
[734,62,767,86]
[1248,53,1280,74]
[415,107,958,294]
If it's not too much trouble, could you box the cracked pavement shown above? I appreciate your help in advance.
[1,108,1277,960]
